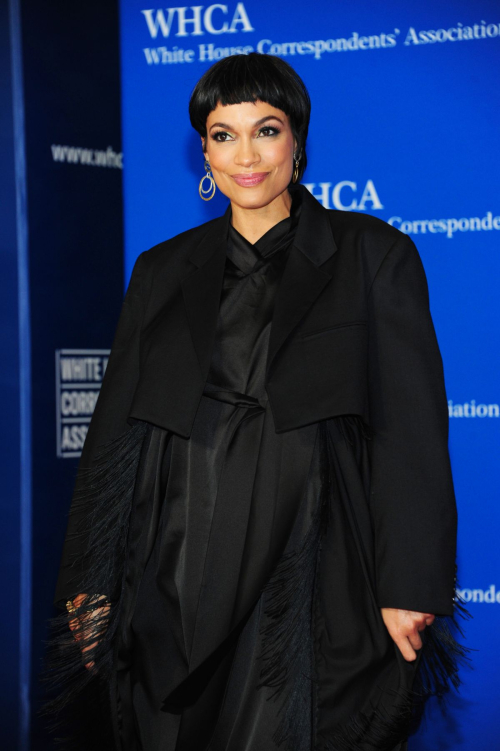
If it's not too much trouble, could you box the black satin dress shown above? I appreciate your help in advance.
[129,190,326,750]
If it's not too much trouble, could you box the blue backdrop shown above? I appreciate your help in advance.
[119,1,500,747]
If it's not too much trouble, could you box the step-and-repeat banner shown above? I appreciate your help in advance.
[119,2,499,747]
[11,2,124,747]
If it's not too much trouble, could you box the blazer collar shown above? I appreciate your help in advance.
[181,184,338,382]
[187,183,337,269]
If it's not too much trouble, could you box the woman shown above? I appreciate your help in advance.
[45,53,468,751]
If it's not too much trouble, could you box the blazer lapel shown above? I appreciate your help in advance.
[266,185,338,378]
[180,203,232,376]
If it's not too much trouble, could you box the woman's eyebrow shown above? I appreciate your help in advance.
[256,115,284,126]
[209,115,284,131]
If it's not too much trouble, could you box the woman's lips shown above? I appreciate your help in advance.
[231,172,269,187]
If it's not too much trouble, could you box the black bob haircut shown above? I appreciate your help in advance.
[189,52,311,185]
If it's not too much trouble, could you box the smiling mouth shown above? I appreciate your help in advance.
[231,172,269,187]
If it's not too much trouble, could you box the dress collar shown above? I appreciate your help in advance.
[226,186,302,274]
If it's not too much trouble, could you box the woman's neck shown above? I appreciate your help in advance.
[230,188,292,245]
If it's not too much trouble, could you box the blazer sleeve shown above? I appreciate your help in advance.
[53,251,149,608]
[367,233,458,617]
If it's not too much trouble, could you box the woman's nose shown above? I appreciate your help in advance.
[234,138,260,167]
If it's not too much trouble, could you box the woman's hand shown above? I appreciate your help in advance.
[67,593,111,671]
[380,607,435,662]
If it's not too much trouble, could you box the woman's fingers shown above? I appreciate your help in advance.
[79,604,109,654]
[68,616,79,634]
[394,636,417,661]
[380,607,436,662]
[66,595,111,671]
[407,627,423,652]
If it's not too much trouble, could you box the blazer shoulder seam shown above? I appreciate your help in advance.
[143,216,221,257]
[367,232,422,299]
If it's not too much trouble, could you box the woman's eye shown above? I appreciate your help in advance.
[212,131,233,142]
[258,126,280,137]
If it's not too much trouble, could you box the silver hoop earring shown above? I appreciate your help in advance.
[199,159,216,201]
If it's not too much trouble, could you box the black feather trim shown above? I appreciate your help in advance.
[38,420,150,748]
[317,585,473,751]
[407,583,473,730]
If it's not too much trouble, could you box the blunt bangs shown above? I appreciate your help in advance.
[189,53,311,183]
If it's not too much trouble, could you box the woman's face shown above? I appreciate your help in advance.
[202,99,297,210]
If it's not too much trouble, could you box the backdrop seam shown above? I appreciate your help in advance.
[9,0,32,749]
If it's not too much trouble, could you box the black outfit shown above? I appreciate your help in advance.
[47,184,468,751]
[130,189,317,751]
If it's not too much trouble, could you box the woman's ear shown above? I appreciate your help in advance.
[201,135,207,157]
